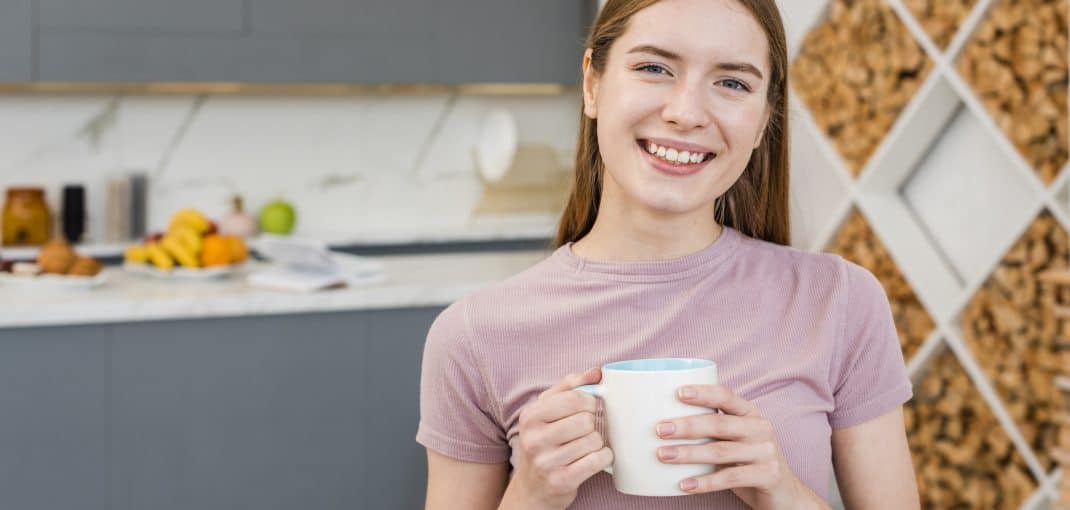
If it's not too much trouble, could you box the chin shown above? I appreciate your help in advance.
[634,191,708,217]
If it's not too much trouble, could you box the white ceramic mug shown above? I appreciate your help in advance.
[576,358,718,497]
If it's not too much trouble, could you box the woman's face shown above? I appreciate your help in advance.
[584,0,771,218]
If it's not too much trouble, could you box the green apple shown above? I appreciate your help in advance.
[259,199,297,235]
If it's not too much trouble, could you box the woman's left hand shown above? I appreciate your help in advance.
[654,384,825,510]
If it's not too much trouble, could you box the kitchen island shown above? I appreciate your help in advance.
[0,249,549,510]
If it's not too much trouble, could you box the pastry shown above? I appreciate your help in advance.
[37,238,76,274]
[67,256,102,277]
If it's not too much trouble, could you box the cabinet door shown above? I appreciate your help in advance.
[433,0,590,84]
[38,0,244,31]
[37,0,246,82]
[37,0,591,83]
[0,0,33,80]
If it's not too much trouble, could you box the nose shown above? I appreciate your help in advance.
[661,79,711,131]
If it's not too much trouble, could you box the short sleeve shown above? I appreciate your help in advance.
[827,260,914,429]
[415,299,511,463]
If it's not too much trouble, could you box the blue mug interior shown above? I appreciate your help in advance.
[603,358,714,372]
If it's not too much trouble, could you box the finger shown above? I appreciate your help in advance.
[542,410,598,445]
[676,384,759,417]
[540,367,601,398]
[657,413,770,441]
[563,446,613,482]
[540,431,605,468]
[679,462,781,494]
[529,390,598,424]
[657,439,776,465]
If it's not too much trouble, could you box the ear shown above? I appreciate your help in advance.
[582,48,600,119]
[753,107,771,149]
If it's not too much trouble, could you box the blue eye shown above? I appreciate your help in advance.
[720,79,749,92]
[637,63,670,75]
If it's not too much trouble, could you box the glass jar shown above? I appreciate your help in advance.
[2,187,51,246]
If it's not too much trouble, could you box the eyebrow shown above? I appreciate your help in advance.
[626,44,764,80]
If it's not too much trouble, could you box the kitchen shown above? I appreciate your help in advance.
[1,0,1068,509]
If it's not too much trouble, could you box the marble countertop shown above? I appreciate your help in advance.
[1,213,558,260]
[0,249,550,329]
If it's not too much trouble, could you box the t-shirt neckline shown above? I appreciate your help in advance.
[553,225,739,282]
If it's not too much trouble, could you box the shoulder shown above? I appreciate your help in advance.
[732,232,849,289]
[429,253,563,345]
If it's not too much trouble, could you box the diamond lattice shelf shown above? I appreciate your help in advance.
[955,0,1069,184]
[907,345,1038,509]
[904,0,979,49]
[786,0,1070,507]
[959,211,1070,470]
[899,81,1042,286]
[790,0,933,176]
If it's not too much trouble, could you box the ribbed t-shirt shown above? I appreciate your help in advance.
[416,226,913,508]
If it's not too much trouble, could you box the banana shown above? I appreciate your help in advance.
[124,245,149,264]
[145,242,174,271]
[161,235,199,268]
[168,224,203,255]
[168,208,209,234]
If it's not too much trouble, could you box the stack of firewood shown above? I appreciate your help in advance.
[1037,267,1070,509]
[791,0,932,175]
[906,349,1035,508]
[957,0,1069,183]
[961,213,1068,471]
[903,0,977,48]
[1052,373,1070,508]
[827,210,933,360]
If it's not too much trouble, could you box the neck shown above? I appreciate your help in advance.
[571,185,724,263]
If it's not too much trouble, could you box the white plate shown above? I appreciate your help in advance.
[122,262,246,280]
[0,270,109,289]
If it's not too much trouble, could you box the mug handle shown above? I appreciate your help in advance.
[574,384,613,475]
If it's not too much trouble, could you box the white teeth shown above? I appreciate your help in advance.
[643,140,712,164]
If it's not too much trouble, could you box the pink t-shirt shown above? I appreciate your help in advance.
[416,226,912,508]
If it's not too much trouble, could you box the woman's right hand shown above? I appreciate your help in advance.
[503,367,615,510]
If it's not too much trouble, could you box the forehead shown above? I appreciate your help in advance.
[618,0,769,72]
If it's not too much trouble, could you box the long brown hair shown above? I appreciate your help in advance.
[553,0,791,247]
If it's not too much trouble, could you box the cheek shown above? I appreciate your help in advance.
[718,101,768,146]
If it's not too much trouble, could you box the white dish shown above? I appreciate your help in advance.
[0,270,109,289]
[122,262,246,280]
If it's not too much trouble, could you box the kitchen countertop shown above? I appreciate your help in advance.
[0,249,551,329]
[0,214,558,260]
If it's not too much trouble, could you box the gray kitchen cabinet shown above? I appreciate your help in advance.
[38,0,245,32]
[0,0,34,80]
[35,0,592,83]
[0,307,442,510]
[432,1,591,84]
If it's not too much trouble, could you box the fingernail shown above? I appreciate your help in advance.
[656,422,675,436]
[658,446,678,460]
[679,387,696,399]
[680,478,697,491]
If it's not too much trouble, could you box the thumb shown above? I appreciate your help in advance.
[545,367,603,396]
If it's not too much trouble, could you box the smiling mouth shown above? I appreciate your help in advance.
[636,139,717,165]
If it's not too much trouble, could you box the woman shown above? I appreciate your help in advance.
[417,0,920,508]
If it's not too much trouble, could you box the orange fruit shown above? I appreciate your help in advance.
[224,235,248,263]
[200,235,231,267]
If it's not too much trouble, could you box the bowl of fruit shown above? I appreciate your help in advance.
[123,208,250,280]
[0,238,107,289]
